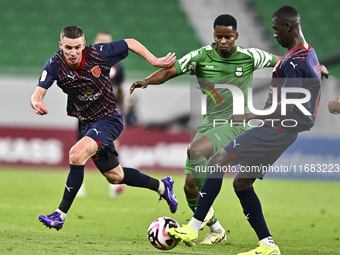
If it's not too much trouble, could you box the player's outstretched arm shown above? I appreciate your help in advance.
[328,96,340,114]
[31,86,49,115]
[274,55,282,65]
[130,65,179,94]
[321,65,329,79]
[124,39,176,68]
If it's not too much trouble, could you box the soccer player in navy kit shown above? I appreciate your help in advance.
[30,25,178,230]
[76,30,127,198]
[167,6,323,255]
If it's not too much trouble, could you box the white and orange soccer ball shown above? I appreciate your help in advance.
[147,216,180,250]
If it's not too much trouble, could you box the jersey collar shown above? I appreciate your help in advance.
[287,44,311,52]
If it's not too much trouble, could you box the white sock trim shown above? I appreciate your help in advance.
[188,218,202,233]
[260,236,275,248]
[56,208,67,221]
[157,180,165,194]
[210,220,225,233]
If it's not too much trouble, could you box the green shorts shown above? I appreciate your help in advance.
[185,123,249,174]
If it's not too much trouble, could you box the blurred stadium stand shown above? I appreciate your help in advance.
[250,0,340,78]
[0,0,201,75]
[1,0,339,76]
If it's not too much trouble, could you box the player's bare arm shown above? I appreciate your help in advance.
[328,96,340,114]
[129,64,179,94]
[124,39,176,68]
[30,86,49,115]
[274,55,282,65]
[321,64,329,79]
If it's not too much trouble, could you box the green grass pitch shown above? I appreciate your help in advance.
[0,168,339,254]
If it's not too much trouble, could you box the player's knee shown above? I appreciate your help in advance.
[187,145,203,160]
[69,150,82,165]
[233,178,254,190]
[186,147,192,160]
[207,152,221,167]
[208,149,233,167]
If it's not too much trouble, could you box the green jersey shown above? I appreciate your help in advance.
[174,43,275,125]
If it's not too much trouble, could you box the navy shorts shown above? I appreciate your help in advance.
[224,124,298,178]
[79,113,123,166]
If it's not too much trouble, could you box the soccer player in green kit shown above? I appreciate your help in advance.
[130,14,280,244]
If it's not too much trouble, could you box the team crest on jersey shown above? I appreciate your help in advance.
[235,67,243,77]
[91,66,101,77]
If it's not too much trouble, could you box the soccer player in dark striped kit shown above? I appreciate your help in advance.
[31,25,178,230]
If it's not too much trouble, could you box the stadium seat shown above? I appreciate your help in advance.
[0,0,201,74]
[250,0,340,77]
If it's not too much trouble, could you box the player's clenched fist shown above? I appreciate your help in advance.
[33,102,49,115]
[328,96,340,114]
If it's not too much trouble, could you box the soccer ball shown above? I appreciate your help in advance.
[147,216,180,250]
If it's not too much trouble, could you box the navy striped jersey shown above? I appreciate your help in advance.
[37,40,129,123]
[264,44,322,133]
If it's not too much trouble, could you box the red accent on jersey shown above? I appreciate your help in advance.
[230,155,237,161]
[276,127,284,133]
[96,141,101,148]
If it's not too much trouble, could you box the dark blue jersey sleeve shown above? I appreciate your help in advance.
[93,40,129,67]
[281,58,304,100]
[283,58,305,79]
[37,56,59,89]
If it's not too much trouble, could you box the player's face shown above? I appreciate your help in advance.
[59,36,86,67]
[213,26,238,58]
[272,17,288,48]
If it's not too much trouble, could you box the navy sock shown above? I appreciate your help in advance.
[194,177,223,221]
[235,187,270,240]
[58,164,84,213]
[121,167,159,191]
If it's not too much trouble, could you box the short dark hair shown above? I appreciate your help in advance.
[273,5,300,22]
[214,14,237,30]
[60,25,84,41]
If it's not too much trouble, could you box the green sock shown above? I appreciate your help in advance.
[186,158,212,217]
[207,217,218,226]
[189,158,208,187]
[186,197,198,213]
